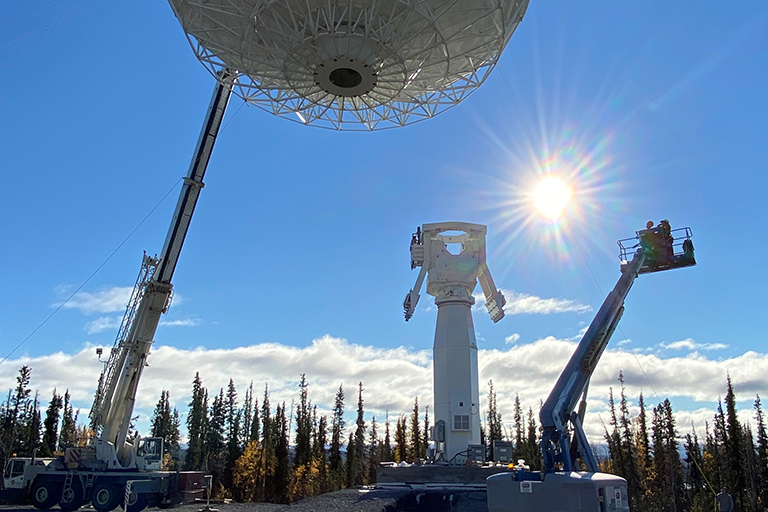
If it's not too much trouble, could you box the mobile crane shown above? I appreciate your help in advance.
[487,224,696,512]
[15,72,234,512]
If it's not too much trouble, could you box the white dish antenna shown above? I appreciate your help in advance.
[167,0,530,131]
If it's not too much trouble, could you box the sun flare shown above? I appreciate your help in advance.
[533,176,571,220]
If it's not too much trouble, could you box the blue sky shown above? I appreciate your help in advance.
[1,0,767,441]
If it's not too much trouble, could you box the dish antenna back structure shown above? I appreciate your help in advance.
[167,0,530,130]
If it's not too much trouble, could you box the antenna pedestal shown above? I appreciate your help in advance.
[433,287,481,463]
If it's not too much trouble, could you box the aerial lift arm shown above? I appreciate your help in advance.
[539,223,696,473]
[91,71,234,467]
[539,249,645,473]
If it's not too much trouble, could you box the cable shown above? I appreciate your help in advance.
[0,0,73,32]
[219,98,246,134]
[498,69,540,164]
[0,177,183,366]
[0,0,106,52]
[498,66,661,402]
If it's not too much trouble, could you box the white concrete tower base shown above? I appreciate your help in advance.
[433,293,481,462]
[403,222,506,464]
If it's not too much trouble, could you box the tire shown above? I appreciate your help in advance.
[58,480,84,512]
[121,491,148,512]
[92,483,120,512]
[30,480,59,511]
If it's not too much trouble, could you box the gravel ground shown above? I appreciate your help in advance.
[0,486,488,512]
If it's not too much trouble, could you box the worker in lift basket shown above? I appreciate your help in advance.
[658,219,674,261]
[716,487,734,512]
[639,221,659,260]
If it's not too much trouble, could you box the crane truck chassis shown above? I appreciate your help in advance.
[487,225,696,512]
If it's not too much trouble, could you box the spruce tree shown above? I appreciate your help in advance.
[353,382,366,486]
[422,405,430,459]
[225,379,240,456]
[604,387,622,475]
[241,382,253,446]
[58,389,75,450]
[366,416,379,484]
[185,373,207,470]
[741,423,759,511]
[409,396,421,462]
[224,379,241,490]
[394,415,408,463]
[382,411,392,462]
[294,374,313,467]
[486,380,503,444]
[315,414,329,494]
[150,390,181,465]
[618,373,640,509]
[346,431,356,488]
[683,426,707,512]
[754,395,768,508]
[40,389,62,456]
[21,391,41,456]
[8,366,33,455]
[512,393,523,459]
[206,389,227,488]
[273,403,290,503]
[329,384,345,489]
[724,376,746,510]
[635,391,652,504]
[258,385,272,502]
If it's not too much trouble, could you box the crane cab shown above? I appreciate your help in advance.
[618,226,695,275]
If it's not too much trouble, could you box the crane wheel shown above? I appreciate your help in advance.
[120,491,148,512]
[30,480,59,510]
[58,480,84,512]
[92,483,120,512]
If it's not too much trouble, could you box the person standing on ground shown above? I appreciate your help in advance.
[717,487,734,512]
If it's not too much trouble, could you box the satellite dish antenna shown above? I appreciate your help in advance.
[167,0,530,131]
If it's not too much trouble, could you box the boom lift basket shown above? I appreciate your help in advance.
[618,226,695,274]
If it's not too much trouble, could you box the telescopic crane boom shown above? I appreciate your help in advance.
[89,71,233,469]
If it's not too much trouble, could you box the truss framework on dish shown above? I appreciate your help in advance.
[168,0,530,131]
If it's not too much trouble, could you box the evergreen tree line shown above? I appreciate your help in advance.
[4,365,768,511]
[0,366,86,472]
[602,372,768,512]
[175,373,433,503]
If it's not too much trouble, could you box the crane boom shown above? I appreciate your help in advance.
[93,71,234,468]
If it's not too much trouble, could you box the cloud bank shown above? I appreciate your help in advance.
[2,336,765,443]
[474,290,592,316]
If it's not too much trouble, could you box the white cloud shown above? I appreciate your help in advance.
[505,333,521,344]
[160,318,201,327]
[85,316,122,334]
[57,285,184,316]
[57,287,133,314]
[659,338,728,351]
[475,289,591,316]
[2,335,766,444]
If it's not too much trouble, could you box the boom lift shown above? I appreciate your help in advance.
[487,225,696,512]
[18,73,234,512]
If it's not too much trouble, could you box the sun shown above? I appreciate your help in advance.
[533,176,571,220]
